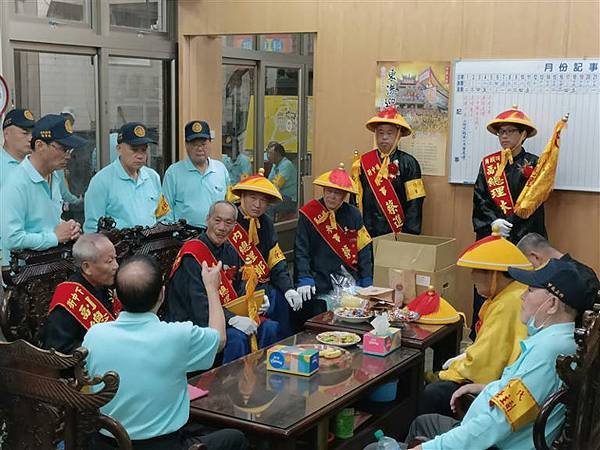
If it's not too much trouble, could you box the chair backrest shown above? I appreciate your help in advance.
[533,303,600,450]
[0,339,131,450]
[0,244,75,345]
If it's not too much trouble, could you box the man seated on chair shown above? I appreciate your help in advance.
[420,227,531,416]
[43,233,119,354]
[405,258,595,450]
[517,233,599,321]
[166,200,279,363]
[85,255,248,450]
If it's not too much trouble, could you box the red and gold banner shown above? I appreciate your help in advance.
[49,281,117,330]
[482,151,514,216]
[361,150,405,233]
[299,200,358,270]
[170,240,238,305]
[228,223,270,283]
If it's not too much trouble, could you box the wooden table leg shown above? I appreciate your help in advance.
[316,417,329,450]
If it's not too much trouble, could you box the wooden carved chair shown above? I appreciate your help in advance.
[0,339,131,450]
[0,244,75,345]
[533,303,600,450]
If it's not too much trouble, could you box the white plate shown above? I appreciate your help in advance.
[316,331,361,347]
[334,307,373,323]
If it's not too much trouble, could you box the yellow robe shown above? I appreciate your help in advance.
[439,281,528,385]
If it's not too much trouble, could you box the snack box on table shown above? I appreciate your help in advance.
[267,345,319,376]
[363,327,402,357]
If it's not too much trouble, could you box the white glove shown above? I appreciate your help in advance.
[491,218,513,238]
[228,316,258,335]
[297,285,316,302]
[442,352,466,370]
[259,294,270,315]
[284,289,303,311]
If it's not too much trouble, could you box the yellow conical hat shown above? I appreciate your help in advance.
[486,105,537,137]
[457,231,532,272]
[230,168,282,201]
[365,106,412,137]
[313,162,357,194]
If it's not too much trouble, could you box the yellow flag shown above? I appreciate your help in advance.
[514,116,568,219]
[154,194,171,219]
[242,261,259,353]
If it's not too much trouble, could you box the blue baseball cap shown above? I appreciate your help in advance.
[3,108,36,130]
[32,114,87,149]
[508,258,597,314]
[185,120,211,142]
[117,122,157,146]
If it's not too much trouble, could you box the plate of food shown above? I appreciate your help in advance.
[388,308,420,323]
[297,344,351,364]
[334,307,373,323]
[316,331,361,347]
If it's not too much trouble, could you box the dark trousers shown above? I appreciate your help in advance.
[400,414,460,449]
[223,319,279,363]
[90,424,248,450]
[266,287,293,340]
[419,380,463,417]
[289,297,327,333]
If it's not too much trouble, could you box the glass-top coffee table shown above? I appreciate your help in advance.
[189,331,423,450]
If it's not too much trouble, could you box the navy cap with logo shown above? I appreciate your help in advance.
[3,108,36,130]
[32,114,87,149]
[117,122,157,146]
[508,258,597,314]
[185,120,211,142]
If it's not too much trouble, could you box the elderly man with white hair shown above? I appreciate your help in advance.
[43,233,119,353]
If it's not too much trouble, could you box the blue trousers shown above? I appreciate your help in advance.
[265,287,292,340]
[223,319,279,363]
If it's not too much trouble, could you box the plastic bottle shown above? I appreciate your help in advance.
[374,429,400,450]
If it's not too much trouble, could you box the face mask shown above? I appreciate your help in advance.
[526,297,552,336]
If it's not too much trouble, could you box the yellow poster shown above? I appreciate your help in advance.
[245,95,313,154]
[375,61,450,176]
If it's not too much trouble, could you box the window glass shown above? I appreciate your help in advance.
[260,34,300,54]
[222,35,255,50]
[13,50,96,225]
[108,56,171,176]
[109,0,165,31]
[222,64,256,184]
[264,67,299,222]
[14,0,89,23]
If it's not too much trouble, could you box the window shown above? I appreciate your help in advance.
[222,64,256,184]
[108,57,172,176]
[222,35,256,50]
[109,0,166,31]
[259,34,301,54]
[14,0,90,23]
[14,50,96,225]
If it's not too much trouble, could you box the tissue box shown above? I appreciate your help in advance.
[267,345,319,376]
[363,328,402,357]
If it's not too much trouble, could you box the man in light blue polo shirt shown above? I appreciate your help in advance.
[222,134,252,184]
[84,255,248,450]
[405,259,595,450]
[84,122,163,232]
[267,141,297,203]
[1,114,85,264]
[162,120,230,230]
[0,108,36,190]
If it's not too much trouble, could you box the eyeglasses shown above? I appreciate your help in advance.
[496,128,521,137]
[49,142,74,155]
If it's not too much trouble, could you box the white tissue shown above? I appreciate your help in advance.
[370,312,390,336]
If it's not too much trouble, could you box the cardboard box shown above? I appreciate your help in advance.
[363,327,402,356]
[373,233,457,302]
[267,345,319,376]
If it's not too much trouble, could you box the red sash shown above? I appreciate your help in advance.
[49,281,118,330]
[482,151,514,215]
[228,223,270,283]
[169,240,238,305]
[299,200,358,271]
[361,149,405,233]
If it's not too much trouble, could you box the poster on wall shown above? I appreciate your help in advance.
[375,61,450,176]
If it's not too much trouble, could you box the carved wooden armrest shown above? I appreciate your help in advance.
[533,388,567,450]
[97,414,132,450]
